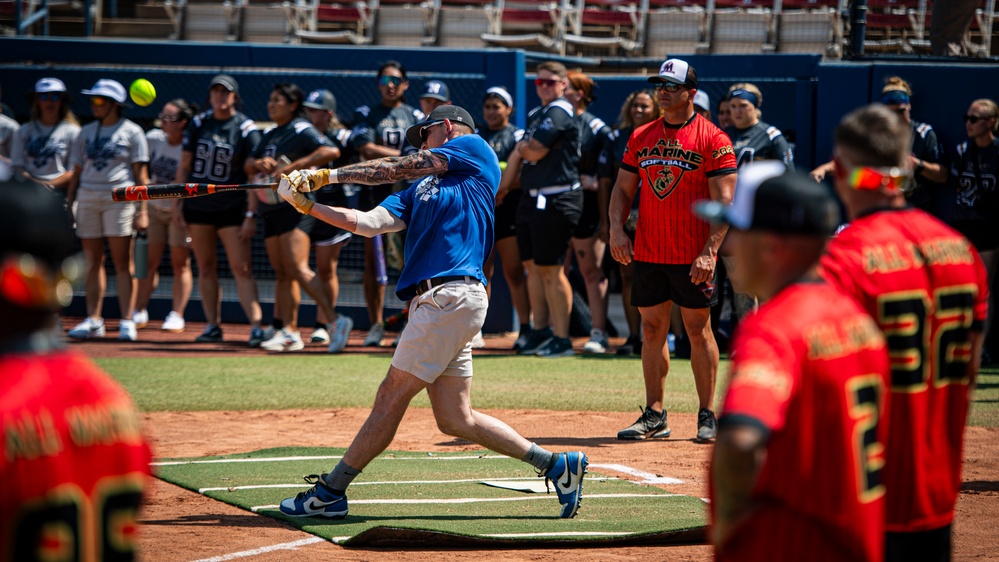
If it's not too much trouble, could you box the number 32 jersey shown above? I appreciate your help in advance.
[821,207,989,532]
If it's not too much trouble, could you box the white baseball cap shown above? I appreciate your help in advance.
[693,90,710,112]
[81,79,128,104]
[648,58,698,89]
[35,77,67,94]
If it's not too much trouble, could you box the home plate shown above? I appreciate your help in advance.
[480,480,551,493]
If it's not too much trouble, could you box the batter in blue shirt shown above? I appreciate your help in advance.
[274,104,589,523]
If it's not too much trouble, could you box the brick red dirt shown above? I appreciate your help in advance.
[63,319,999,561]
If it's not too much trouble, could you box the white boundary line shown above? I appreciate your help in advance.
[250,493,681,512]
[154,454,508,467]
[199,477,619,493]
[190,537,325,562]
[589,463,684,485]
[486,531,638,538]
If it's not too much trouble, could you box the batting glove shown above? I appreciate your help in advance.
[285,169,330,192]
[278,178,314,215]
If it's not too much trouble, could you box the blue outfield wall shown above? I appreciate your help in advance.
[3,37,998,330]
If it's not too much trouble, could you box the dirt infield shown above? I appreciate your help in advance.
[63,319,999,561]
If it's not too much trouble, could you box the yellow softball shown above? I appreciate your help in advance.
[129,78,156,107]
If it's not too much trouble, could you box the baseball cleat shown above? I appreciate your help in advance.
[544,452,588,518]
[328,315,353,354]
[279,474,348,518]
[697,408,718,441]
[195,325,223,343]
[617,406,671,440]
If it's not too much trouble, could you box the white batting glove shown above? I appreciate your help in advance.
[284,169,331,192]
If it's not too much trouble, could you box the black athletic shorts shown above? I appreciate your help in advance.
[495,190,521,241]
[631,261,718,309]
[261,204,315,239]
[572,190,600,239]
[516,189,583,266]
[311,187,351,245]
[182,203,245,229]
[885,524,951,562]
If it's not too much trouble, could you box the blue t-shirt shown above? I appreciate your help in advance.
[380,134,500,300]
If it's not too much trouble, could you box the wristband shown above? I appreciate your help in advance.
[244,211,258,219]
[329,169,338,184]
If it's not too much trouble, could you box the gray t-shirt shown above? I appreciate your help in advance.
[0,113,18,159]
[11,120,81,181]
[146,128,182,210]
[71,118,149,192]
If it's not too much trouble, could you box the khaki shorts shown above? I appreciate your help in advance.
[147,204,188,247]
[392,280,488,384]
[76,189,134,239]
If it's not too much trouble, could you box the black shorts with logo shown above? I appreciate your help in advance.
[631,261,718,309]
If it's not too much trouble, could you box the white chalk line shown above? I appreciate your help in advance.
[189,537,325,562]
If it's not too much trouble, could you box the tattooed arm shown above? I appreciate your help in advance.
[338,149,447,184]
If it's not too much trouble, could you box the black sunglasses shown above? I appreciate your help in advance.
[656,82,686,93]
[37,92,62,101]
[965,114,992,124]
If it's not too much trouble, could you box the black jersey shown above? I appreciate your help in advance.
[725,120,793,170]
[182,109,262,212]
[520,98,581,191]
[578,110,612,177]
[350,103,423,153]
[316,127,359,206]
[906,119,944,212]
[949,137,999,250]
[253,117,333,213]
[480,123,524,164]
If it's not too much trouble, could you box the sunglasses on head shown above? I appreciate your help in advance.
[965,114,991,124]
[379,75,404,87]
[534,78,560,87]
[656,82,685,93]
[90,97,109,107]
[159,113,182,122]
[419,120,445,142]
[37,92,61,101]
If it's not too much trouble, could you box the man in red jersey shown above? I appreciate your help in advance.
[0,183,152,561]
[609,58,737,441]
[698,161,891,562]
[820,104,988,562]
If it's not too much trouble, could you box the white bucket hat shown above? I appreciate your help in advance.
[81,79,128,105]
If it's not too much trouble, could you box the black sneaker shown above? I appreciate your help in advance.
[536,336,575,358]
[697,408,717,441]
[195,325,223,343]
[616,334,643,356]
[617,406,671,440]
[518,327,554,355]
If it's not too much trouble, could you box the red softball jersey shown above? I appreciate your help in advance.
[1,350,153,560]
[713,281,890,562]
[821,207,988,533]
[620,113,736,264]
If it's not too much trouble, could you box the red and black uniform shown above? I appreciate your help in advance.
[1,349,153,560]
[713,281,890,562]
[621,113,736,264]
[821,208,988,538]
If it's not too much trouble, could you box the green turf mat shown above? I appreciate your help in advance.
[154,447,708,547]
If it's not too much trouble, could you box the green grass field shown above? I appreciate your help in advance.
[98,355,999,427]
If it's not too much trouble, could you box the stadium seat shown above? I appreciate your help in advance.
[373,0,436,46]
[645,0,708,56]
[183,0,240,41]
[294,0,373,44]
[775,0,843,57]
[563,0,649,56]
[709,0,776,54]
[239,0,293,43]
[480,0,569,54]
[435,0,492,48]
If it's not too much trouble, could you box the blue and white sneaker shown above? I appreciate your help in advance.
[279,474,348,519]
[544,451,588,518]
